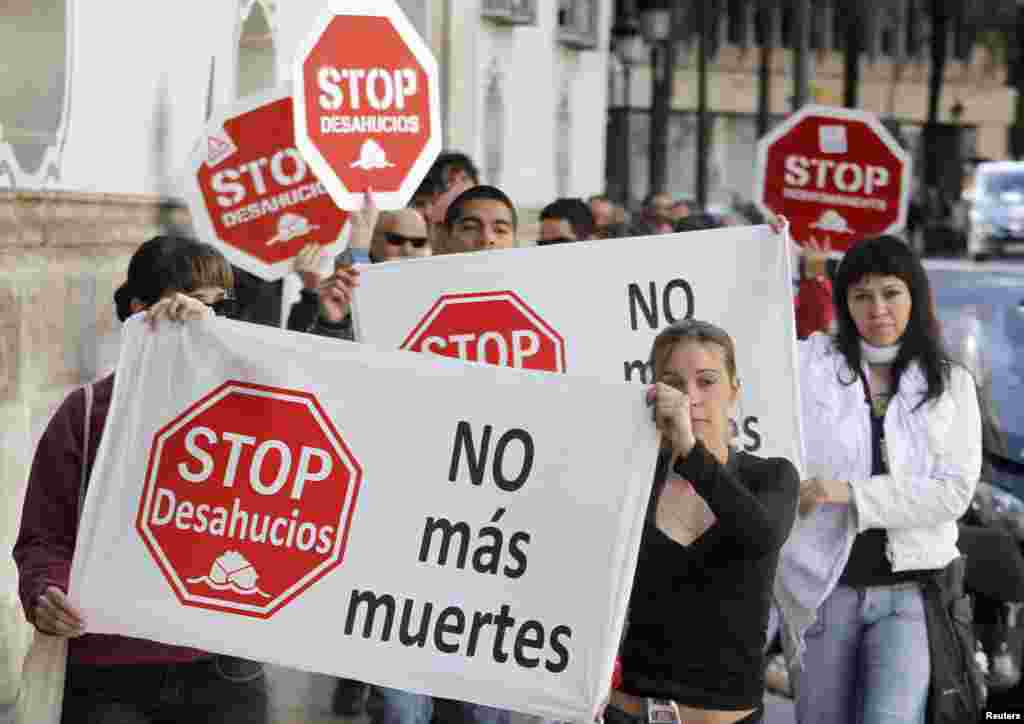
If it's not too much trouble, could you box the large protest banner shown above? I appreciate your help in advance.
[354,225,804,472]
[68,317,659,722]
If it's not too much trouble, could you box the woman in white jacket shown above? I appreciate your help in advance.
[775,235,982,724]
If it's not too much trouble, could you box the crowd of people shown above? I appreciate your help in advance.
[14,146,1010,724]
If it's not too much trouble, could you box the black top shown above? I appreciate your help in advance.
[840,379,928,586]
[618,441,799,711]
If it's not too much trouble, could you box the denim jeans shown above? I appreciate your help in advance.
[367,686,514,724]
[794,583,930,724]
[60,656,268,724]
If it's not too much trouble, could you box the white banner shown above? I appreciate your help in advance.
[69,317,659,722]
[354,226,804,472]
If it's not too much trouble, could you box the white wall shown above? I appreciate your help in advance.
[1,0,612,210]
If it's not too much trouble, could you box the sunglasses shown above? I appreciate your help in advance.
[384,232,428,249]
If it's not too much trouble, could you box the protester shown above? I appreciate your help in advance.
[13,236,269,724]
[669,198,692,224]
[605,319,799,724]
[776,236,982,724]
[410,173,442,220]
[430,151,480,191]
[441,184,518,253]
[537,197,595,245]
[629,191,674,236]
[368,208,431,262]
[587,194,622,239]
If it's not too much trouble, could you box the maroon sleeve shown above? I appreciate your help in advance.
[13,388,86,625]
[795,275,834,340]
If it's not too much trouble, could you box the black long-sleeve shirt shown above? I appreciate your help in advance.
[619,441,799,711]
[286,289,354,340]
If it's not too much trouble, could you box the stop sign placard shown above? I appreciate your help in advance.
[400,291,566,373]
[184,86,350,281]
[136,381,362,619]
[754,105,911,250]
[293,0,441,210]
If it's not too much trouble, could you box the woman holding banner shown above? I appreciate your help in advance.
[13,236,268,724]
[605,319,800,724]
[775,235,982,724]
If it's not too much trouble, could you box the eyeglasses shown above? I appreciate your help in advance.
[384,232,428,249]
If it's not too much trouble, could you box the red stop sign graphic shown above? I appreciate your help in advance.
[136,381,362,619]
[293,3,441,210]
[755,105,910,251]
[185,87,350,281]
[400,292,566,373]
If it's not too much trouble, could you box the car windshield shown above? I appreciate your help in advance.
[927,263,1024,491]
[978,170,1024,202]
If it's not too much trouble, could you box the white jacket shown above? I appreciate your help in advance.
[775,333,982,666]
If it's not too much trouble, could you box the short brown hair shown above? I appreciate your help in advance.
[649,319,738,384]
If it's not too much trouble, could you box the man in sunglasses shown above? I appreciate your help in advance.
[287,194,431,342]
[369,208,431,262]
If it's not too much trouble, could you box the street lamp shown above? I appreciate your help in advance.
[612,4,645,207]
[640,3,674,200]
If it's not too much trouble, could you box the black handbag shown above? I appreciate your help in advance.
[922,555,987,724]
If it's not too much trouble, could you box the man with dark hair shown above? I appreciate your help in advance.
[429,151,480,191]
[441,184,518,253]
[631,191,674,236]
[587,194,618,239]
[409,173,442,219]
[537,197,595,245]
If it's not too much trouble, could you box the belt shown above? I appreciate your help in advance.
[608,690,757,724]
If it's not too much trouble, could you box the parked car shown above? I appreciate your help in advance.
[960,162,1024,260]
[927,259,1024,491]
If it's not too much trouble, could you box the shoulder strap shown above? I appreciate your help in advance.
[76,383,94,522]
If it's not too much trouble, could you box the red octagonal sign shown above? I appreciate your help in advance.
[400,291,566,373]
[755,105,911,251]
[184,87,350,281]
[293,0,441,210]
[137,381,362,619]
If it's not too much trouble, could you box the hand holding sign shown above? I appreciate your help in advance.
[319,265,361,323]
[648,383,696,461]
[33,586,86,638]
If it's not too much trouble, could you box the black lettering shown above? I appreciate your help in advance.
[434,606,466,654]
[419,517,471,569]
[398,599,433,647]
[661,279,694,323]
[466,611,494,657]
[624,359,652,383]
[743,416,762,452]
[345,589,396,641]
[513,620,545,668]
[492,428,534,492]
[627,282,659,331]
[448,421,491,485]
[545,625,573,673]
[473,508,505,575]
[504,531,530,579]
[492,604,516,664]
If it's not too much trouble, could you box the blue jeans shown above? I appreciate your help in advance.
[794,583,930,724]
[367,686,514,724]
[60,656,268,724]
